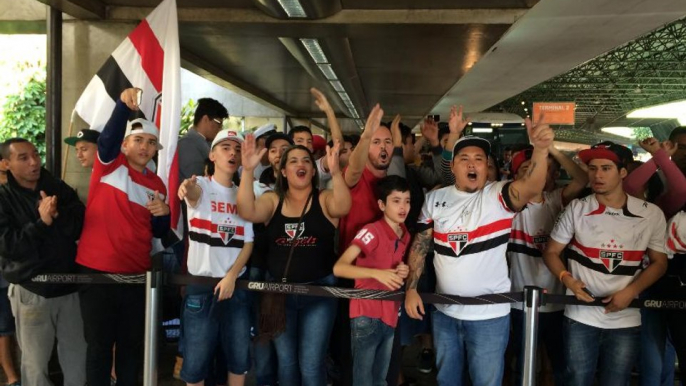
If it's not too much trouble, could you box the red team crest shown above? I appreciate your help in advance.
[285,223,305,239]
[217,225,236,245]
[448,233,469,255]
[599,250,624,272]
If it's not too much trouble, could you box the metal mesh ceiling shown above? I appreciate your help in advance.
[490,17,686,143]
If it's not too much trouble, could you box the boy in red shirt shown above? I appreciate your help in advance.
[333,175,411,386]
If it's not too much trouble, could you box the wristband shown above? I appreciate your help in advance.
[559,270,572,282]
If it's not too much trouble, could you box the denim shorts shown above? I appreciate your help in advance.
[0,286,15,336]
[180,283,252,383]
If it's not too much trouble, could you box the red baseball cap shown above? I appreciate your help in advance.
[312,135,327,153]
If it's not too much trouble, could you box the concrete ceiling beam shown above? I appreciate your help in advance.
[34,0,105,19]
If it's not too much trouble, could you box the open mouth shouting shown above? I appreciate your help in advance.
[296,168,307,178]
[467,171,478,182]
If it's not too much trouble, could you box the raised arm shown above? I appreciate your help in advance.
[507,118,554,211]
[237,134,277,223]
[440,106,469,186]
[311,88,343,145]
[549,145,588,205]
[98,88,140,163]
[388,114,407,178]
[345,104,384,188]
[653,141,686,218]
[322,140,352,218]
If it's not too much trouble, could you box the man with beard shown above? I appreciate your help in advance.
[405,106,554,386]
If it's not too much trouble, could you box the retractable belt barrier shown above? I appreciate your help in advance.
[27,272,686,386]
[28,272,686,310]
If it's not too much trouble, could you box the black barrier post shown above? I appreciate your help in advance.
[522,286,543,386]
[144,256,164,386]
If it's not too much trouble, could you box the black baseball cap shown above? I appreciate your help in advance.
[578,142,632,166]
[64,129,100,146]
[265,132,293,149]
[452,136,491,159]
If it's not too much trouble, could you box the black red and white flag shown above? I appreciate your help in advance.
[74,0,182,236]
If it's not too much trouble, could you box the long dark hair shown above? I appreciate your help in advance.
[274,145,319,200]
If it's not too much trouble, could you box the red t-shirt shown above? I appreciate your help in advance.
[339,166,382,252]
[76,153,167,273]
[349,219,410,328]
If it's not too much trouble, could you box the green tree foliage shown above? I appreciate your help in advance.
[632,127,653,141]
[179,98,197,137]
[0,71,46,161]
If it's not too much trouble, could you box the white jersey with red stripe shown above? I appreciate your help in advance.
[508,188,565,312]
[417,181,516,321]
[550,194,666,329]
[186,176,254,278]
[666,211,686,256]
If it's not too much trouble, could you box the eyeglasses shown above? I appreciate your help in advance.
[212,118,224,126]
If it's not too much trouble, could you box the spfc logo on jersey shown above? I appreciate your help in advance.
[285,223,305,239]
[448,233,469,255]
[217,225,236,245]
[533,235,549,251]
[600,250,624,272]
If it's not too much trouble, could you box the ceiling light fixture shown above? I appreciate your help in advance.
[473,128,494,133]
[627,100,686,124]
[317,64,337,80]
[600,126,637,139]
[300,38,361,127]
[278,0,307,18]
[300,39,327,63]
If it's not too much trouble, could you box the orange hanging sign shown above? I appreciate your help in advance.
[532,102,576,125]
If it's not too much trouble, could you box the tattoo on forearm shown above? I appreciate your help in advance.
[508,184,521,202]
[407,230,432,290]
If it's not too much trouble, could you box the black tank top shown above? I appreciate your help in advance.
[265,190,336,283]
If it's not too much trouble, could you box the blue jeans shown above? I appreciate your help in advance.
[180,285,252,383]
[432,310,510,386]
[351,317,395,386]
[511,309,565,386]
[273,275,338,386]
[563,317,640,386]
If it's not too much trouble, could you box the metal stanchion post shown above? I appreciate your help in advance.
[143,258,164,386]
[521,286,543,386]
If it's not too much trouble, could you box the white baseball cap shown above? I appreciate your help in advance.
[211,129,244,149]
[124,118,163,150]
[253,123,276,140]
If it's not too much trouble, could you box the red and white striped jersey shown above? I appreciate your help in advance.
[77,153,167,273]
[417,181,516,321]
[550,194,666,328]
[508,188,565,312]
[186,176,254,278]
[666,211,686,256]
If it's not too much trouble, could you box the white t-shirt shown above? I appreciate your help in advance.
[550,194,666,329]
[666,211,686,257]
[509,188,565,312]
[185,177,254,278]
[418,181,516,321]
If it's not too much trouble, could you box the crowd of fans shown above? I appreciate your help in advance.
[1,86,686,386]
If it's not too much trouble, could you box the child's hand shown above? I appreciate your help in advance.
[395,262,409,279]
[374,269,404,291]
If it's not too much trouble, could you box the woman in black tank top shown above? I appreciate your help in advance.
[238,137,351,386]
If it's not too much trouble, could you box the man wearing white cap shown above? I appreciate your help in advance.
[251,123,277,180]
[178,129,254,386]
[76,88,170,386]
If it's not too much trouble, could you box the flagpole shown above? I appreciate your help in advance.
[61,108,77,180]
